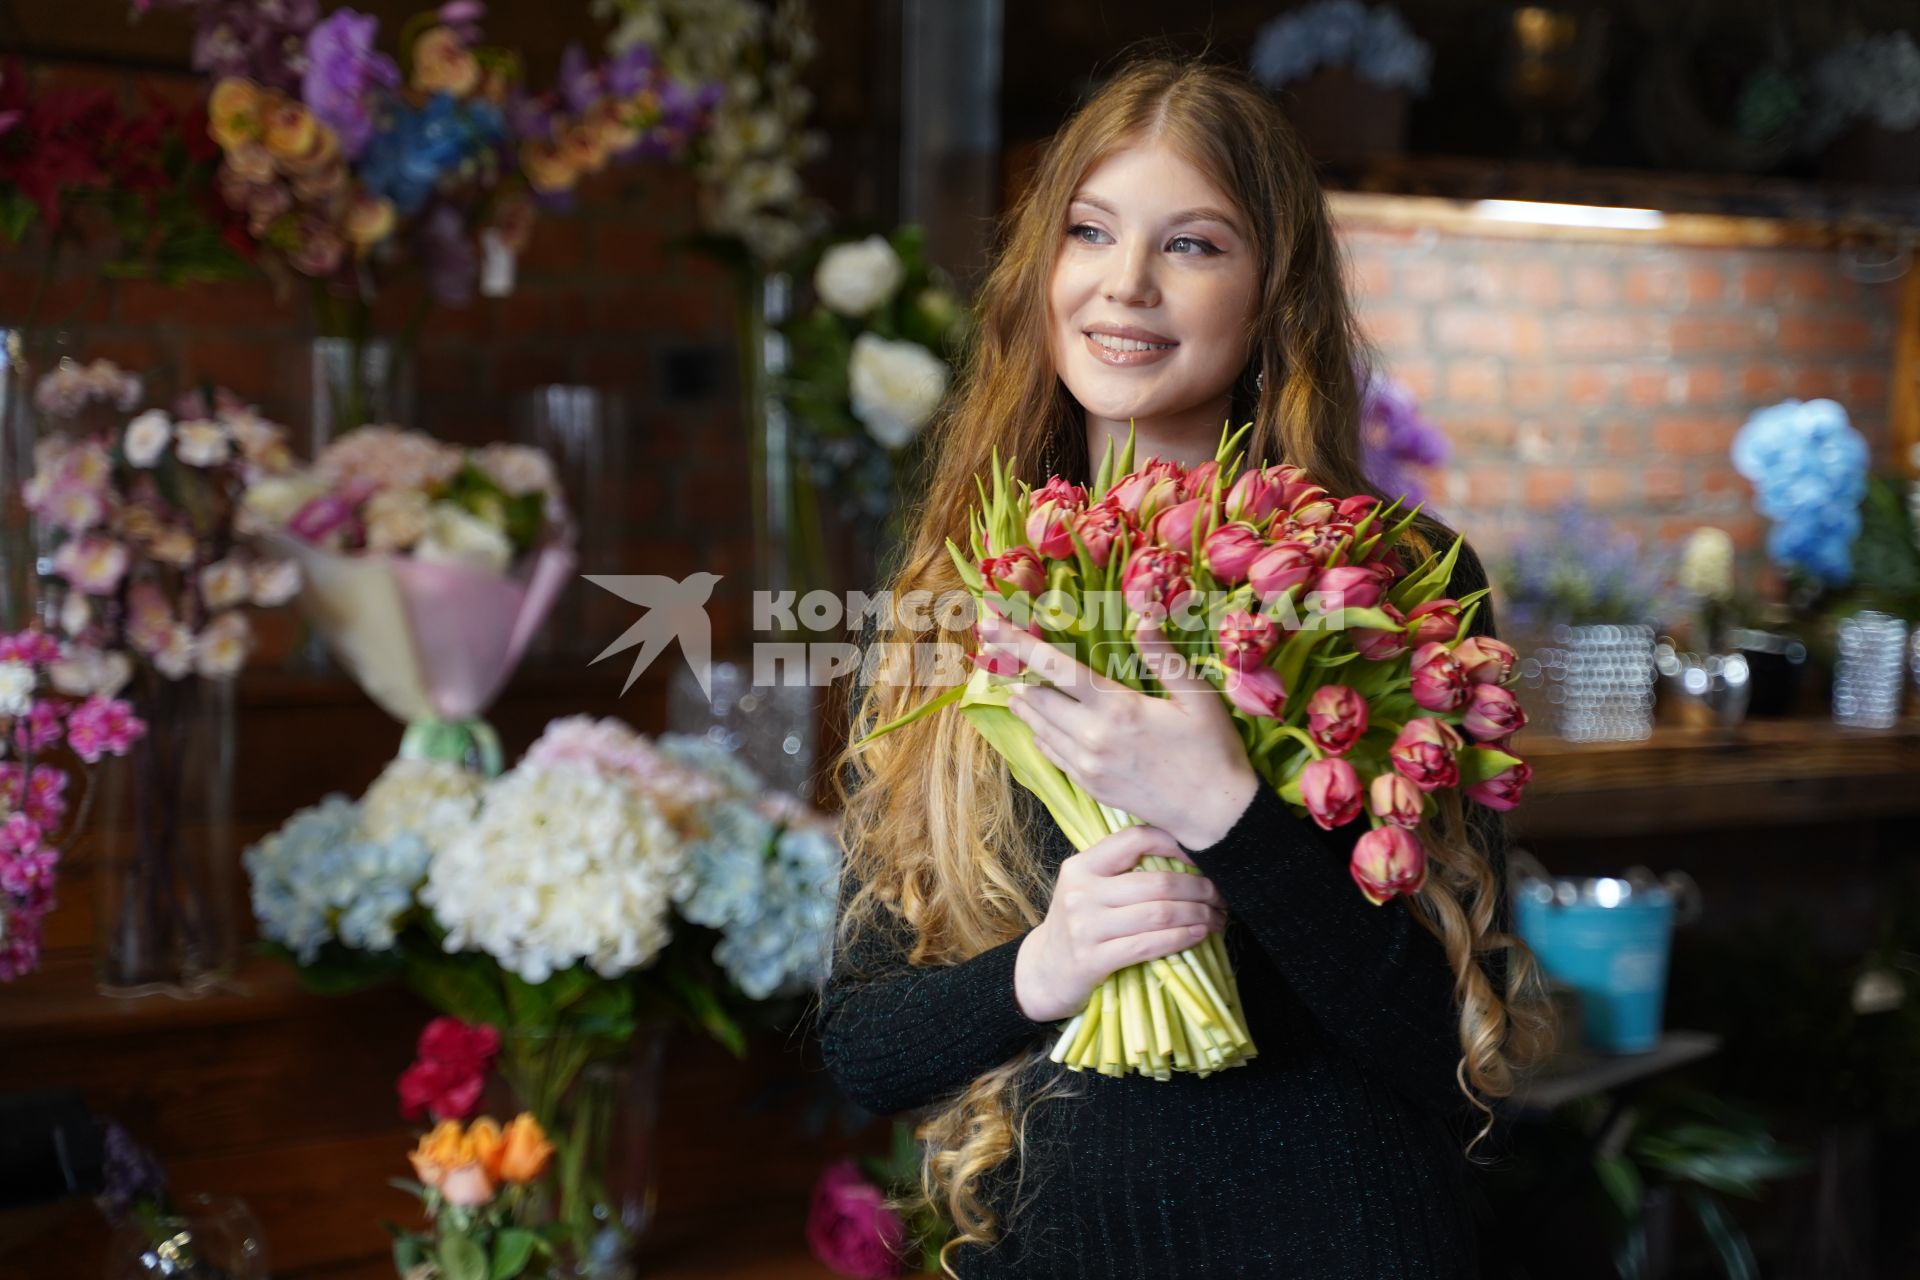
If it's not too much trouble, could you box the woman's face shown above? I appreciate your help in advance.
[1047,140,1260,433]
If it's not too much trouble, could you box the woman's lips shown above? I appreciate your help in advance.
[1082,331,1177,367]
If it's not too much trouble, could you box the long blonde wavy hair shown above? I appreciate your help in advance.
[829,55,1553,1276]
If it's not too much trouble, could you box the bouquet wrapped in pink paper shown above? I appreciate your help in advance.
[243,425,574,773]
[861,424,1531,1080]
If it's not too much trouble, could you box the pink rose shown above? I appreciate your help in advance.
[1203,523,1263,583]
[1351,602,1410,661]
[1120,546,1194,620]
[1223,663,1288,719]
[1409,641,1471,712]
[1305,684,1368,755]
[1389,718,1464,792]
[1301,757,1364,830]
[1368,772,1424,829]
[1350,826,1429,905]
[1461,683,1528,741]
[1216,609,1278,672]
[1406,599,1462,646]
[1248,542,1317,603]
[806,1160,908,1279]
[1453,636,1517,685]
[1465,758,1533,811]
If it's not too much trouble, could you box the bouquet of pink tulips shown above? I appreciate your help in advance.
[861,424,1533,1080]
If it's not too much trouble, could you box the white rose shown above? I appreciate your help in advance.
[814,234,904,317]
[194,612,252,679]
[174,418,231,468]
[416,502,513,574]
[848,333,948,450]
[243,476,329,528]
[0,662,34,717]
[124,411,173,468]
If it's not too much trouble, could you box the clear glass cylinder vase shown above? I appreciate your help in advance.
[93,676,240,998]
[487,1027,669,1280]
[307,335,414,457]
[512,385,628,663]
[105,1192,269,1279]
[0,328,32,628]
[668,658,817,799]
[1832,610,1909,729]
[1513,620,1657,742]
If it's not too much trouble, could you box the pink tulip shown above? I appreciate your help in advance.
[1288,519,1355,566]
[980,546,1045,597]
[1368,772,1424,829]
[1465,758,1533,811]
[1301,757,1364,830]
[1350,826,1429,905]
[1024,506,1074,560]
[806,1159,908,1279]
[1290,496,1338,527]
[1248,542,1318,603]
[1390,717,1463,792]
[1217,609,1279,671]
[1203,523,1264,583]
[1351,602,1410,661]
[1032,474,1087,510]
[1306,684,1369,755]
[1310,565,1384,612]
[1336,494,1381,523]
[1223,663,1288,718]
[1462,683,1528,741]
[1111,458,1185,519]
[1406,598,1462,645]
[1226,466,1288,522]
[1454,635,1517,685]
[1120,546,1194,619]
[1409,641,1471,712]
[1186,459,1220,502]
[1149,497,1206,552]
[1071,499,1132,569]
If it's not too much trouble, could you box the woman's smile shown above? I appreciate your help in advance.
[1083,325,1179,366]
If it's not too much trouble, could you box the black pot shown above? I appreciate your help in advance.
[1733,628,1808,718]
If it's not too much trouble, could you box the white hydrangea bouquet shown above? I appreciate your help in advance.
[244,715,840,1051]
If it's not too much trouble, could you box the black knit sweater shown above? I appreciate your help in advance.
[820,543,1510,1279]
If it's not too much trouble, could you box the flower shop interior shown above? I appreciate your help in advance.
[3,1,1920,1277]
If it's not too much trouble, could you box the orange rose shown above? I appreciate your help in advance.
[496,1113,555,1184]
[262,99,319,161]
[413,27,480,97]
[208,78,263,150]
[408,1119,468,1186]
[408,1119,498,1208]
[519,139,578,194]
[466,1116,505,1179]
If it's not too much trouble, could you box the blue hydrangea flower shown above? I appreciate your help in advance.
[657,731,766,799]
[359,93,505,217]
[710,823,839,1000]
[243,796,430,963]
[1731,399,1869,587]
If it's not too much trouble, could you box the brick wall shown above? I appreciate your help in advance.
[1339,214,1904,602]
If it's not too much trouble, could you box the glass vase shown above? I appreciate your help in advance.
[0,328,31,628]
[488,1027,669,1280]
[104,1192,269,1279]
[668,658,817,799]
[307,335,414,457]
[513,385,628,662]
[1512,620,1656,742]
[1832,610,1908,729]
[93,676,240,998]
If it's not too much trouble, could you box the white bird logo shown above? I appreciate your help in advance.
[585,571,725,700]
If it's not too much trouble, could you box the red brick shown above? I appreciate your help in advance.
[117,278,287,331]
[181,336,282,402]
[1682,366,1730,405]
[1509,367,1554,410]
[1505,261,1562,308]
[1643,466,1688,507]
[1348,252,1392,300]
[1780,265,1832,304]
[1450,263,1500,303]
[519,217,590,276]
[1789,366,1838,399]
[1564,366,1616,407]
[1450,414,1517,449]
[1685,267,1726,305]
[1625,264,1683,307]
[1650,413,1736,458]
[1721,513,1767,553]
[1435,307,1545,357]
[1387,358,1439,404]
[1699,468,1749,506]
[1400,260,1448,302]
[1464,463,1514,507]
[1625,365,1670,408]
[1445,359,1505,404]
[1670,315,1760,354]
[1840,367,1889,408]
[1570,265,1618,308]
[1599,422,1642,458]
[1555,313,1662,358]
[1739,265,1781,304]
[1581,466,1633,507]
[1359,304,1423,351]
[1525,466,1576,510]
[1778,314,1874,355]
[1740,363,1786,401]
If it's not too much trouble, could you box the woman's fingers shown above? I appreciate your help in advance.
[1084,899,1223,945]
[1095,923,1220,971]
[1070,824,1182,877]
[981,614,1129,699]
[1097,869,1225,910]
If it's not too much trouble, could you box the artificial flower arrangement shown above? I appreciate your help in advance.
[1358,367,1449,510]
[1805,30,1920,149]
[241,424,573,771]
[244,717,840,1266]
[23,366,303,688]
[778,226,968,591]
[594,0,828,266]
[859,424,1531,1079]
[1249,0,1434,96]
[132,0,719,309]
[806,1122,948,1279]
[1491,503,1674,633]
[0,627,145,981]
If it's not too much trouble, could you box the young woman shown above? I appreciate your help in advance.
[822,58,1552,1279]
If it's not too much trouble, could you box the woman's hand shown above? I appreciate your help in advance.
[982,611,1260,852]
[1013,825,1227,1022]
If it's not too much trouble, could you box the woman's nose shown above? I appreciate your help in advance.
[1102,241,1159,307]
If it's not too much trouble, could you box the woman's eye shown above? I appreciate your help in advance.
[1169,235,1221,256]
[1067,223,1106,244]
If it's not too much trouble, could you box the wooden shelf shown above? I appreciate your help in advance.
[1509,716,1920,839]
[1512,1030,1722,1115]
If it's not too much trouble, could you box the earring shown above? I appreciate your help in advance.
[1255,368,1267,395]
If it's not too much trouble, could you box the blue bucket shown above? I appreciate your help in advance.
[1515,866,1700,1054]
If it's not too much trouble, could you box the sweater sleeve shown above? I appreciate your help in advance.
[816,884,1058,1115]
[1176,536,1513,1122]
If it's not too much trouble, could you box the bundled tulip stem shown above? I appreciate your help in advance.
[1045,804,1253,1079]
